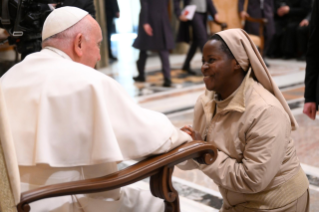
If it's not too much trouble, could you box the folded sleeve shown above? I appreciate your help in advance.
[152,128,192,155]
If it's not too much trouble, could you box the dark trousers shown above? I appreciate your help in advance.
[106,15,115,58]
[182,12,207,69]
[137,50,171,79]
[296,25,310,57]
[267,20,300,58]
[281,22,299,57]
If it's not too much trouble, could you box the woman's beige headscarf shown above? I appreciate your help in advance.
[216,28,298,130]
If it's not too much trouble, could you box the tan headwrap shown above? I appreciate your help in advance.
[216,29,298,130]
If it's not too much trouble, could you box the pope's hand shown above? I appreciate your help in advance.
[181,125,203,140]
[303,102,317,120]
[143,24,153,36]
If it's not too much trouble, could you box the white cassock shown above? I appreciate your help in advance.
[0,47,192,212]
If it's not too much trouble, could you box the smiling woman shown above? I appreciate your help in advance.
[201,34,246,99]
[180,29,310,212]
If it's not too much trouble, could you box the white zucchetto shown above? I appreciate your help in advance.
[42,6,88,41]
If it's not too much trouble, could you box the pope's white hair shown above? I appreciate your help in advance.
[42,15,92,48]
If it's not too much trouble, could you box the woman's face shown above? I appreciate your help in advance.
[201,39,238,95]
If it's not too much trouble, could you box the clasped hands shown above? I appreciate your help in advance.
[181,125,202,141]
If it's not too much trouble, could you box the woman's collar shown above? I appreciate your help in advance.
[200,68,254,115]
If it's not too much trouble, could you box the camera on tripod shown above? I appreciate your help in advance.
[0,0,62,58]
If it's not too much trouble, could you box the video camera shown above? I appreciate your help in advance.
[0,0,62,58]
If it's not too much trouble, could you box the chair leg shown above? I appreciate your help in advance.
[150,166,180,212]
[164,197,180,212]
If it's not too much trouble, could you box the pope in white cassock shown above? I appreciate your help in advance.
[0,7,192,212]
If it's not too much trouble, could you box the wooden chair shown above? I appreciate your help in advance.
[208,0,267,55]
[0,139,217,212]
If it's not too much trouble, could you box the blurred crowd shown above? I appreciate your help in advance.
[0,0,315,84]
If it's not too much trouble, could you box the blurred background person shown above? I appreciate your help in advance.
[56,0,96,18]
[267,0,311,59]
[296,3,312,61]
[304,0,318,120]
[238,0,275,66]
[105,0,120,61]
[132,0,174,87]
[174,0,219,75]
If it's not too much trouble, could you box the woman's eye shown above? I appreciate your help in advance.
[208,58,215,63]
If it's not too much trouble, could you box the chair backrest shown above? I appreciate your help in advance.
[209,0,266,54]
[0,85,20,212]
[209,0,243,33]
[16,141,218,212]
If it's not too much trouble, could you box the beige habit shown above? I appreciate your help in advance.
[0,7,192,212]
[179,29,309,212]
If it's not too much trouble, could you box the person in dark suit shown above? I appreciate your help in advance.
[132,0,175,87]
[238,0,275,58]
[173,0,219,75]
[56,0,96,18]
[105,0,120,61]
[296,6,312,61]
[303,0,319,120]
[267,0,311,59]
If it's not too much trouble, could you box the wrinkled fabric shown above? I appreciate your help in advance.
[0,47,191,167]
[0,85,20,205]
[1,47,192,211]
[183,72,309,211]
[178,28,308,211]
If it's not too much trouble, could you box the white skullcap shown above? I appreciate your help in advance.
[42,6,88,41]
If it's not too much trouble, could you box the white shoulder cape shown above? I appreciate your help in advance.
[0,47,177,167]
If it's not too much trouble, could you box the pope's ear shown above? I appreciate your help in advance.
[74,33,83,57]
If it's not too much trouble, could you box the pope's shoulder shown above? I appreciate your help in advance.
[2,49,115,85]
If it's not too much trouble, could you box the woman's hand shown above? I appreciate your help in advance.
[277,6,290,17]
[240,11,249,19]
[143,24,153,36]
[299,19,309,27]
[214,13,221,22]
[181,125,203,140]
[179,14,188,22]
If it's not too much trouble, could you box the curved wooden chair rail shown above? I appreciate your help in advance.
[17,141,218,212]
